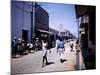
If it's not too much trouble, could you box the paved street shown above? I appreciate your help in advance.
[11,41,85,74]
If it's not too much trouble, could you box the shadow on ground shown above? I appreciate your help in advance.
[42,62,55,68]
[61,59,67,63]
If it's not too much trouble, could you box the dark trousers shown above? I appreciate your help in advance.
[70,45,74,51]
[42,55,48,66]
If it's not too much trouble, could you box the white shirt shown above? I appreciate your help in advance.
[70,41,73,45]
[56,39,60,48]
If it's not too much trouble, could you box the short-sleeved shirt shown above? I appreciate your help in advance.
[58,41,64,48]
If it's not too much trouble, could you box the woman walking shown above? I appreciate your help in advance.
[42,40,49,67]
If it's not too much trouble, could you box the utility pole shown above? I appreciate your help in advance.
[76,19,80,40]
[31,2,33,42]
[31,2,40,42]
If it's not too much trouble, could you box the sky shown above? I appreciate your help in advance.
[37,2,78,37]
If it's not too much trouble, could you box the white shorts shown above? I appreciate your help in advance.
[58,48,64,59]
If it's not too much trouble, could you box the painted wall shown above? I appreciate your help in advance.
[11,1,32,42]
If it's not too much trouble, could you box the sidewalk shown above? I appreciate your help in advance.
[11,41,85,74]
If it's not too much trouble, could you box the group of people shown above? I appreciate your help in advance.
[41,38,80,67]
[12,36,80,68]
[11,37,42,58]
[12,37,27,57]
[41,38,66,67]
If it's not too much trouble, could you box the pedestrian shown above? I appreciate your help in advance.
[70,40,74,52]
[27,43,33,53]
[21,39,27,55]
[66,36,68,42]
[47,40,51,53]
[42,40,49,67]
[17,38,23,56]
[12,36,17,57]
[56,38,60,53]
[57,38,65,63]
[75,40,80,52]
[35,38,41,51]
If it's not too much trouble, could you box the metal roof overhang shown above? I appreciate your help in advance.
[37,29,52,34]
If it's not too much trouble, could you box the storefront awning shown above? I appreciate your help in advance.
[37,29,52,34]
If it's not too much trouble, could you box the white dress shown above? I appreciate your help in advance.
[42,42,47,56]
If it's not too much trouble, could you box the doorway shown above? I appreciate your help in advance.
[22,30,28,43]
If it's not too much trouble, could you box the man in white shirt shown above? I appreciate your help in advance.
[56,39,60,53]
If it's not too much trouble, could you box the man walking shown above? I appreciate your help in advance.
[57,39,65,63]
[56,38,60,53]
[70,40,74,52]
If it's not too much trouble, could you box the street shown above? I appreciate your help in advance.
[11,40,85,74]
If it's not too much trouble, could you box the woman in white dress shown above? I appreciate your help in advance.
[42,40,49,67]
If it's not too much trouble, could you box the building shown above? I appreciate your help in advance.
[60,30,76,40]
[11,1,33,43]
[75,5,96,69]
[75,5,96,50]
[48,27,59,47]
[49,27,59,41]
[34,3,49,40]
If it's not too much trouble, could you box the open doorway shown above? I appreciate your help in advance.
[22,30,28,43]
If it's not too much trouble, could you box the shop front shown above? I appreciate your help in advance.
[35,29,52,41]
